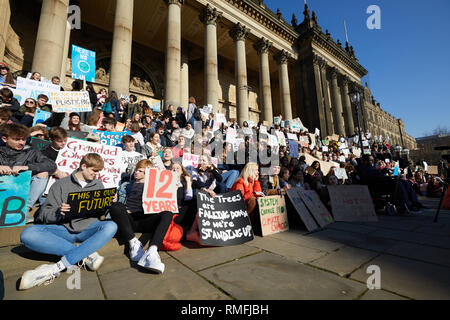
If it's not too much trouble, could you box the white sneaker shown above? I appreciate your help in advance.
[129,240,144,262]
[79,252,104,271]
[19,264,60,290]
[137,249,165,274]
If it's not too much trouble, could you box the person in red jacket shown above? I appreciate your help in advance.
[230,162,274,226]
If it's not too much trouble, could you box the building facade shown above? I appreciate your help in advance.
[1,0,416,149]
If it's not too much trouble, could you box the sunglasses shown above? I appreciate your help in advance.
[25,100,35,104]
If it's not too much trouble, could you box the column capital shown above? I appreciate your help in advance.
[165,0,184,7]
[229,22,250,42]
[254,38,272,55]
[330,67,339,80]
[312,53,321,66]
[200,4,222,26]
[275,50,291,65]
[341,75,350,86]
[318,57,328,70]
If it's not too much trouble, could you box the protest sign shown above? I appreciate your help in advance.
[50,91,92,113]
[0,171,32,228]
[315,128,320,136]
[242,127,253,136]
[339,156,346,163]
[330,134,340,142]
[274,117,281,125]
[233,138,245,153]
[149,98,161,112]
[122,151,144,175]
[260,126,267,134]
[203,104,213,114]
[298,189,334,228]
[67,130,89,140]
[150,155,165,170]
[268,134,279,147]
[288,140,299,159]
[142,168,179,214]
[116,122,125,132]
[226,128,237,144]
[327,185,377,222]
[15,77,60,105]
[309,133,316,146]
[182,153,218,169]
[30,137,51,152]
[71,45,96,82]
[275,131,286,146]
[428,166,438,175]
[362,140,370,147]
[322,146,329,152]
[291,120,303,132]
[334,168,348,180]
[342,148,350,156]
[286,188,320,232]
[93,130,130,146]
[66,188,116,220]
[197,191,253,246]
[258,195,289,236]
[299,136,309,147]
[32,109,52,127]
[287,133,298,141]
[54,138,124,188]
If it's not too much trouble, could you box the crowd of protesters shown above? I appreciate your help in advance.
[1,70,445,291]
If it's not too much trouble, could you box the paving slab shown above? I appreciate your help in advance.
[270,230,345,252]
[3,268,105,300]
[199,251,366,300]
[350,254,450,300]
[373,229,450,249]
[327,222,380,234]
[309,246,379,276]
[99,256,230,300]
[413,225,450,237]
[167,242,260,272]
[246,235,328,264]
[385,242,450,268]
[359,289,409,300]
[0,226,25,247]
[309,229,397,253]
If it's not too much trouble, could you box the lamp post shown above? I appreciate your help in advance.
[348,84,364,153]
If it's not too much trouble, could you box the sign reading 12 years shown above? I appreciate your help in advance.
[197,191,253,246]
[142,168,179,214]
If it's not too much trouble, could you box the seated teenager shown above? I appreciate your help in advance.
[288,166,311,189]
[110,160,183,273]
[19,154,118,290]
[60,111,93,133]
[0,123,57,221]
[191,154,223,198]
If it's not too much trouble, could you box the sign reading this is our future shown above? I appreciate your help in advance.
[71,45,96,82]
[66,188,117,220]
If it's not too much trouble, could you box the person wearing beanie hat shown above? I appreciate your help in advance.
[60,111,93,133]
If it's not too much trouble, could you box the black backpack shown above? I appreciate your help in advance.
[193,107,202,121]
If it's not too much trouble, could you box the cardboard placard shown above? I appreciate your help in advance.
[182,153,219,169]
[428,166,438,175]
[276,131,286,146]
[197,191,253,246]
[67,130,89,140]
[327,185,378,222]
[268,134,279,147]
[258,195,289,236]
[286,188,320,232]
[93,130,131,146]
[122,151,145,175]
[299,136,309,147]
[298,189,334,228]
[287,133,298,140]
[288,140,299,159]
[71,45,96,83]
[0,171,32,228]
[32,109,52,127]
[15,77,60,105]
[243,127,253,135]
[334,168,348,180]
[30,137,51,152]
[66,188,116,220]
[142,168,179,214]
[54,138,124,188]
[50,91,92,113]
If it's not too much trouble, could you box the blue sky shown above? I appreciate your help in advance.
[264,0,450,138]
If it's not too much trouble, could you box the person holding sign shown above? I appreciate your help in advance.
[192,155,223,198]
[110,159,189,273]
[19,154,118,290]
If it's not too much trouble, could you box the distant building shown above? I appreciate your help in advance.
[411,134,450,165]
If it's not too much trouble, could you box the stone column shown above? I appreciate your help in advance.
[0,0,11,62]
[32,0,70,79]
[229,23,250,126]
[255,38,273,124]
[164,0,183,110]
[312,55,327,135]
[330,67,345,136]
[180,52,189,110]
[318,58,334,136]
[60,21,71,86]
[276,50,293,121]
[109,0,134,96]
[341,75,355,136]
[201,4,222,113]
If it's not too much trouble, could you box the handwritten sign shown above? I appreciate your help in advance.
[258,195,289,236]
[54,138,124,188]
[182,153,218,169]
[66,188,116,220]
[334,168,348,180]
[299,136,309,147]
[71,45,96,82]
[276,131,286,147]
[30,137,51,152]
[93,130,131,146]
[142,168,178,214]
[0,171,32,228]
[32,109,52,127]
[288,140,299,159]
[15,77,60,105]
[327,185,377,222]
[286,188,319,232]
[427,166,438,175]
[287,133,298,140]
[122,151,144,175]
[50,91,92,113]
[197,191,253,246]
[298,189,334,228]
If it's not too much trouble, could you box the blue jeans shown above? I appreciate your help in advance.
[20,220,117,268]
[221,170,239,191]
[27,176,49,211]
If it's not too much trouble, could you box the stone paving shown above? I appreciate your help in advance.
[1,196,449,300]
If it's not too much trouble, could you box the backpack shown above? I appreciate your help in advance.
[193,107,202,121]
[160,214,183,251]
[102,102,112,114]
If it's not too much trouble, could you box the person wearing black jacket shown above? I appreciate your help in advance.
[0,88,20,113]
[175,107,187,128]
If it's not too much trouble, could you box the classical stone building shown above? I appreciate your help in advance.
[1,0,416,149]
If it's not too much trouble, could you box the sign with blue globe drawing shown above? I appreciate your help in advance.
[71,45,96,83]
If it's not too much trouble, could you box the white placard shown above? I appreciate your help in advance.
[50,91,92,113]
[142,168,179,214]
